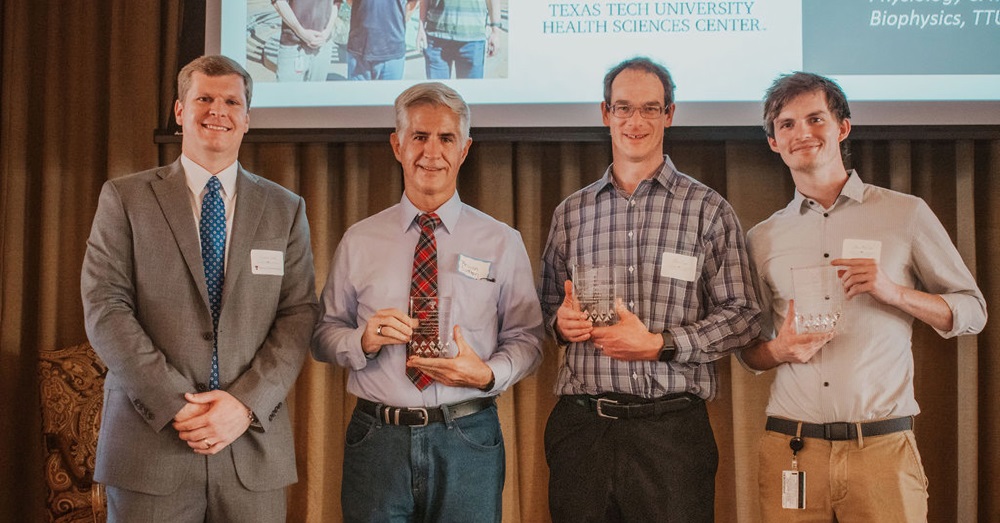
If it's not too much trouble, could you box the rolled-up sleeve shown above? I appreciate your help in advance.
[910,200,987,338]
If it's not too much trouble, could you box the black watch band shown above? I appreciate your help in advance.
[479,373,496,392]
[658,332,676,362]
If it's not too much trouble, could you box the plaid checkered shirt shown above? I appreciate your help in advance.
[540,156,762,400]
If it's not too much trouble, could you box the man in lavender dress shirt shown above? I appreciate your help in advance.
[312,82,542,522]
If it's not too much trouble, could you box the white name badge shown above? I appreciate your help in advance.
[842,239,882,262]
[458,254,492,281]
[250,249,284,276]
[781,470,806,509]
[660,252,698,282]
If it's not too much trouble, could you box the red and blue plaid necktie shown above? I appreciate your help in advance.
[407,213,441,390]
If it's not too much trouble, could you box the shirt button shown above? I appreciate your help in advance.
[823,253,830,258]
[202,332,214,341]
[823,212,829,217]
[823,382,830,387]
[628,266,634,273]
[630,200,636,206]
[628,231,634,238]
[628,301,635,309]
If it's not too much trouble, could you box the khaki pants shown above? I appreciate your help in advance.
[758,429,928,522]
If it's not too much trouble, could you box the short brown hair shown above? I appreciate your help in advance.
[762,72,850,138]
[604,57,676,108]
[177,55,253,107]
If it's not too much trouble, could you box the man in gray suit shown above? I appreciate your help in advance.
[81,55,318,521]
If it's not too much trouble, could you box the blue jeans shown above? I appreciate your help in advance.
[423,37,485,79]
[342,402,505,522]
[347,53,406,80]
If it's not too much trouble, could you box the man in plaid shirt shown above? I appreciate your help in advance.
[540,56,762,523]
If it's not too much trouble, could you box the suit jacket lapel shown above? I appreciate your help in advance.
[222,166,269,311]
[151,159,212,310]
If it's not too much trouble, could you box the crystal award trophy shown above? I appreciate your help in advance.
[408,296,453,358]
[572,265,623,327]
[790,265,844,334]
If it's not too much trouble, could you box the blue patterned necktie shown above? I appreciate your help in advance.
[200,176,226,390]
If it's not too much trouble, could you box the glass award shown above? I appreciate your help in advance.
[790,265,844,334]
[408,296,453,358]
[572,265,623,327]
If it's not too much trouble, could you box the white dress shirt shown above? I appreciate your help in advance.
[181,154,238,270]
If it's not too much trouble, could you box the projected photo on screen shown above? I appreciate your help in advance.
[212,0,1000,128]
[249,0,508,82]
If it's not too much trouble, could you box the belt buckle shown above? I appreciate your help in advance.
[595,398,620,420]
[824,422,850,440]
[397,407,429,427]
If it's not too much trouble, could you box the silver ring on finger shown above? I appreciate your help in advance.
[377,325,385,336]
[204,439,212,449]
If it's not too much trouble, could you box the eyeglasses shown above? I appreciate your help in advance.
[608,104,667,119]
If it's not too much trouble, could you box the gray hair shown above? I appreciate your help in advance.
[394,82,471,141]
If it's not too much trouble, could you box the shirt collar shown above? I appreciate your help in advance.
[181,154,239,198]
[840,170,865,203]
[594,155,675,196]
[790,169,864,214]
[398,191,462,234]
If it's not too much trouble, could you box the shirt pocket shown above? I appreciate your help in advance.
[644,237,703,326]
[444,273,501,334]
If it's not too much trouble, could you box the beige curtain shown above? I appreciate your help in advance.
[2,2,998,521]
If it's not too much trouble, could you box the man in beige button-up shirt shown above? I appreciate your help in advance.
[740,72,987,522]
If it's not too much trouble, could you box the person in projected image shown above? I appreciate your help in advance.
[312,82,542,522]
[81,55,318,521]
[272,0,337,81]
[346,0,418,80]
[330,0,352,64]
[539,56,762,522]
[738,72,986,522]
[417,0,502,79]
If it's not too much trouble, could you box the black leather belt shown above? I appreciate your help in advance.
[356,396,495,427]
[565,392,702,420]
[766,416,913,441]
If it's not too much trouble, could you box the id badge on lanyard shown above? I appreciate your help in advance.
[781,427,806,510]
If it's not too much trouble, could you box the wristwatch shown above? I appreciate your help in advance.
[658,332,676,362]
[479,372,496,392]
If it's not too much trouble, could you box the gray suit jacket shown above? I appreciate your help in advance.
[81,158,318,494]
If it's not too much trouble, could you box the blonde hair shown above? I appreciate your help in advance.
[177,55,253,107]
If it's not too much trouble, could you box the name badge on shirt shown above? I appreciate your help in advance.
[842,239,882,261]
[458,254,492,281]
[660,252,698,282]
[251,249,284,276]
